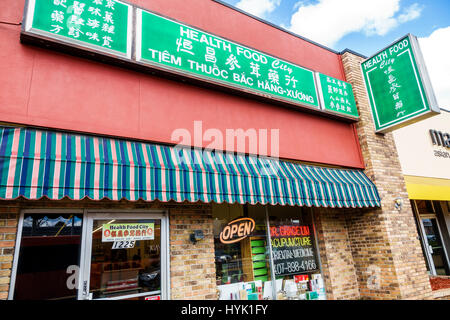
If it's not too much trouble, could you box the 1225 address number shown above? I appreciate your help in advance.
[112,240,136,249]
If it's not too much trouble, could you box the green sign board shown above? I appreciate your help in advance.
[361,34,439,133]
[24,0,132,58]
[136,9,320,110]
[316,73,359,118]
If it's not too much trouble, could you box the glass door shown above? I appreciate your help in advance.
[79,212,168,300]
[421,217,450,276]
[10,211,84,300]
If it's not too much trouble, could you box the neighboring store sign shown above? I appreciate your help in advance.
[316,72,359,118]
[145,295,161,300]
[102,223,154,242]
[270,225,318,276]
[430,129,450,148]
[136,9,320,110]
[361,34,440,133]
[220,218,255,244]
[24,0,133,58]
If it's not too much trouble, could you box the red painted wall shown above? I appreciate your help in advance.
[0,0,364,168]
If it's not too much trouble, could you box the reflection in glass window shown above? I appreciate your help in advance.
[14,214,83,300]
[212,204,327,300]
[89,219,161,299]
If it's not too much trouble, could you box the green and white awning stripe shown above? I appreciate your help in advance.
[0,126,381,207]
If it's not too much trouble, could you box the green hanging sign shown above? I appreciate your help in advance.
[23,0,132,58]
[361,34,439,133]
[136,9,320,110]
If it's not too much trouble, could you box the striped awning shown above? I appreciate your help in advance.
[0,126,381,208]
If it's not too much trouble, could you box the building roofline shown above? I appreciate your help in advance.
[339,48,367,59]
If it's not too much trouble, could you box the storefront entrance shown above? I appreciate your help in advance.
[9,210,169,300]
[419,216,450,276]
[412,200,450,276]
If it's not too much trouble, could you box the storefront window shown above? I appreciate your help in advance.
[268,206,325,300]
[13,213,83,300]
[416,200,435,214]
[212,204,326,300]
[213,204,272,300]
[89,219,161,299]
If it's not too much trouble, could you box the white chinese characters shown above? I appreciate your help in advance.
[47,0,118,50]
[325,77,353,114]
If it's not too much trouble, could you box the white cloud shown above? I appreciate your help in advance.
[419,27,450,109]
[288,0,423,47]
[235,0,281,19]
[398,3,423,23]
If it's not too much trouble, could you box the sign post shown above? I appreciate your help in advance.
[361,34,439,133]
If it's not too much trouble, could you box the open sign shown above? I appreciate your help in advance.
[219,217,255,244]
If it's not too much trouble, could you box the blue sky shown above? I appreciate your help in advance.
[221,0,449,55]
[220,0,450,108]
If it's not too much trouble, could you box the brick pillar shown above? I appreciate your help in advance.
[168,204,217,300]
[315,208,360,299]
[0,207,19,300]
[341,52,432,299]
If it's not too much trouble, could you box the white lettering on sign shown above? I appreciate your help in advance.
[389,39,409,56]
[102,223,155,242]
[235,46,268,64]
[363,39,409,71]
[179,26,232,53]
[272,59,293,75]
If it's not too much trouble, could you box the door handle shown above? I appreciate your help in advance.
[82,280,89,298]
[428,245,434,254]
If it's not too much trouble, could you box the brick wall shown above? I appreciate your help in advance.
[341,52,433,299]
[0,199,217,300]
[167,203,217,300]
[0,207,19,300]
[314,207,360,299]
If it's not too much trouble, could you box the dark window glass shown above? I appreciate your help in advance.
[14,214,83,300]
[416,200,435,214]
[422,218,450,275]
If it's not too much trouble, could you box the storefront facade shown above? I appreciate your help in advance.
[393,110,450,277]
[0,0,433,300]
